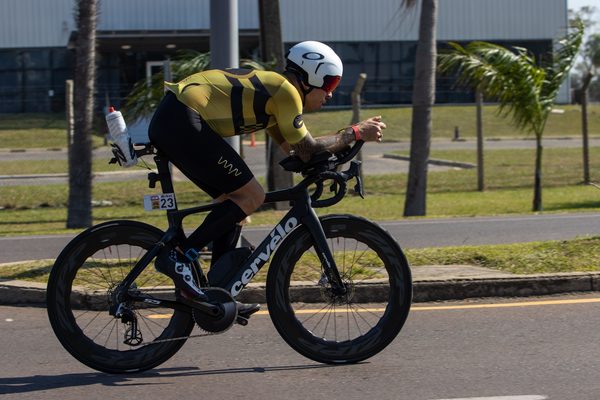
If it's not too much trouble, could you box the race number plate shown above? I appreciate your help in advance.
[143,193,176,211]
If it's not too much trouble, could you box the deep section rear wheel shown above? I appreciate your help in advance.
[266,215,412,364]
[46,220,194,373]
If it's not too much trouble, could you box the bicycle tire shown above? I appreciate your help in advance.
[47,220,194,373]
[266,214,412,364]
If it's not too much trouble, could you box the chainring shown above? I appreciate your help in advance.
[192,287,237,333]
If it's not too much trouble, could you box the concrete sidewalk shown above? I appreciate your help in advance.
[2,263,599,306]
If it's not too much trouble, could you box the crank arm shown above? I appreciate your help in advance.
[178,297,222,317]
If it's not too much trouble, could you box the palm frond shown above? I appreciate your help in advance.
[438,41,545,133]
[123,51,274,123]
[540,21,584,114]
[170,50,212,81]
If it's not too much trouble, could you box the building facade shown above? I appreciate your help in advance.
[0,0,569,113]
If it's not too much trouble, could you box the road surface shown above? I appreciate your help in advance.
[1,293,599,399]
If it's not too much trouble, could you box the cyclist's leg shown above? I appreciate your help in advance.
[183,186,256,256]
[210,223,242,268]
[149,93,263,288]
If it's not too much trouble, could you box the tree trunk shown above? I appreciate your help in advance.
[259,0,292,210]
[67,0,97,228]
[581,72,592,185]
[532,134,543,212]
[404,0,437,217]
[351,73,367,182]
[476,90,485,191]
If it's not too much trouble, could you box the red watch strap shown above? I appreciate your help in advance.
[351,124,360,141]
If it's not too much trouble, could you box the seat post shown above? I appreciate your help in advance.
[151,152,186,233]
[153,153,175,194]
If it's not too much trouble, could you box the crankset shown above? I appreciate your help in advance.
[190,288,237,333]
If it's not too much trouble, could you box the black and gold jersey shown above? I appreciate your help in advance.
[165,69,308,144]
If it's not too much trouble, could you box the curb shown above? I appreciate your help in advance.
[383,153,476,169]
[0,170,149,180]
[3,272,600,307]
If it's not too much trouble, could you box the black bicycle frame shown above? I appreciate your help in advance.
[117,150,345,309]
[224,182,346,297]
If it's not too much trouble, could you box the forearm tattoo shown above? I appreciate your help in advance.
[290,128,355,161]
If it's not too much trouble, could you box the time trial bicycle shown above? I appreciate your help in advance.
[46,140,412,373]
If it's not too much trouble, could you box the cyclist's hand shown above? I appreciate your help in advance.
[356,116,386,142]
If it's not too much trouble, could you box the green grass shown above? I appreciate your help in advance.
[1,184,598,236]
[1,104,598,151]
[0,249,385,286]
[406,236,600,275]
[390,147,600,192]
[2,237,598,286]
[1,110,599,235]
[0,113,105,149]
[1,146,599,236]
[0,158,135,175]
[302,104,600,140]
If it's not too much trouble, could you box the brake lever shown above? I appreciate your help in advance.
[340,160,364,199]
[354,175,364,199]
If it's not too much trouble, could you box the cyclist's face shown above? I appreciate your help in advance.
[304,88,332,112]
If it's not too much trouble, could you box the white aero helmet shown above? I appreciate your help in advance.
[285,41,343,93]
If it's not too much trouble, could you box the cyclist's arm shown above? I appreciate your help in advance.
[287,116,386,162]
[269,80,384,161]
[269,126,354,161]
[288,129,355,161]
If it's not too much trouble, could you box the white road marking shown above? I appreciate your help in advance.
[5,318,13,322]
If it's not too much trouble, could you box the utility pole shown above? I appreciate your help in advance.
[259,0,292,210]
[210,0,239,153]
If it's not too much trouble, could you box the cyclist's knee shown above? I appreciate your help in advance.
[227,179,265,216]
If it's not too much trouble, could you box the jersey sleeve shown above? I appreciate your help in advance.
[268,80,308,145]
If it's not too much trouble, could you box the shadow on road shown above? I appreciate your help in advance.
[0,363,348,394]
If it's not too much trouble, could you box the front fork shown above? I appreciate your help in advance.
[301,205,347,295]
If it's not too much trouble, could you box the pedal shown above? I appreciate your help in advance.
[236,315,249,326]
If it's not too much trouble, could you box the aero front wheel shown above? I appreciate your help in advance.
[266,214,412,364]
[46,220,194,374]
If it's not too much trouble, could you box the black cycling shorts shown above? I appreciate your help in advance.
[148,92,254,199]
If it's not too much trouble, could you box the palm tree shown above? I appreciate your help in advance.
[402,0,438,217]
[578,33,600,184]
[67,0,97,228]
[438,23,584,211]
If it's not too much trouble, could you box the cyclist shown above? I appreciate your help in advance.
[149,41,386,321]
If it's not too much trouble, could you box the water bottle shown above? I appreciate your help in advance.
[105,106,138,167]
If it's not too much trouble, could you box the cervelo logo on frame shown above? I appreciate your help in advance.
[217,156,242,176]
[230,217,298,296]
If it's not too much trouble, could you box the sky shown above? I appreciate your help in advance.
[568,0,600,37]
[568,0,600,10]
[568,0,600,15]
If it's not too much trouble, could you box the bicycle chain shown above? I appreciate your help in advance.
[139,328,215,347]
[138,302,237,348]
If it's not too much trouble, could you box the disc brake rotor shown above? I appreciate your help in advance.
[192,287,237,333]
